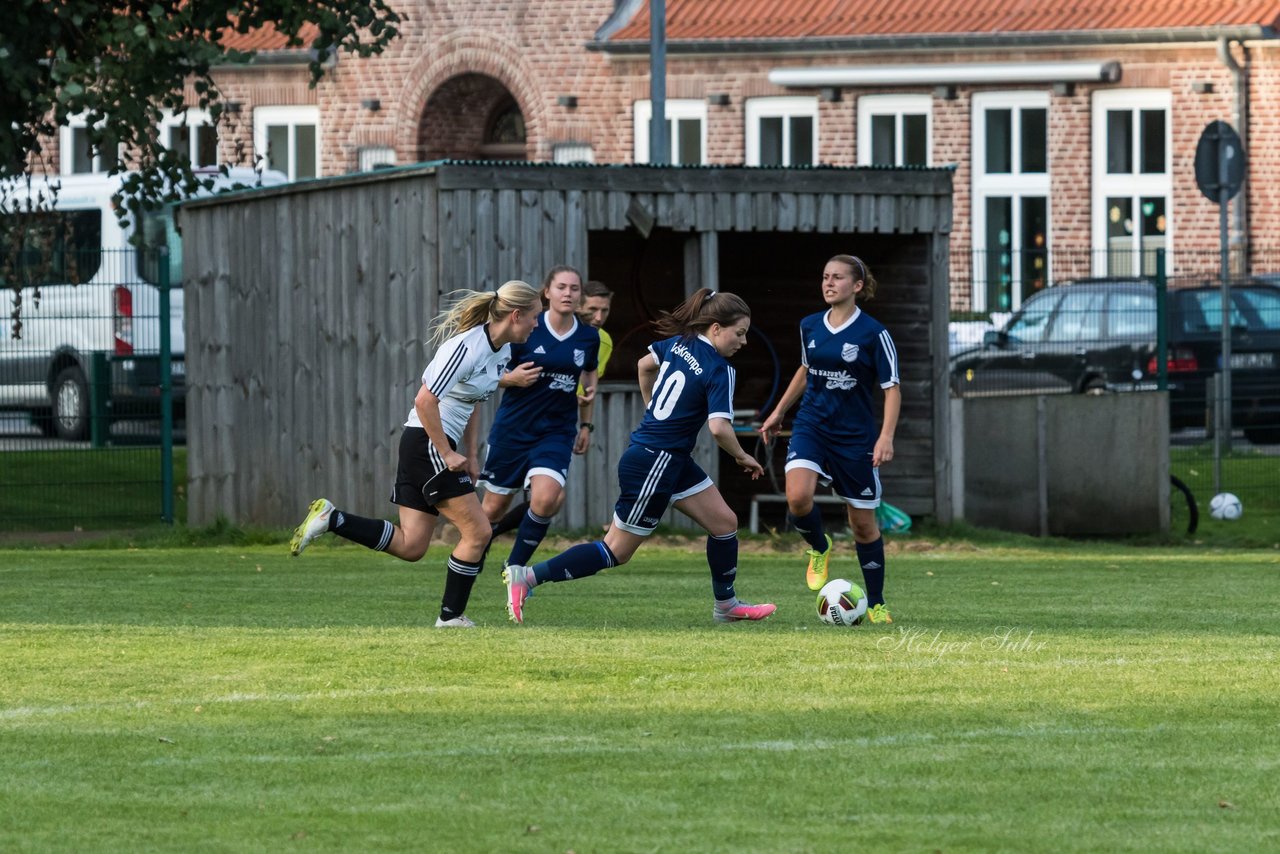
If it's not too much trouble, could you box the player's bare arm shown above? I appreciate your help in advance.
[760,365,808,442]
[709,417,764,479]
[415,384,466,471]
[637,355,659,407]
[874,384,901,467]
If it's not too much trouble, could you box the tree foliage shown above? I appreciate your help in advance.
[0,0,400,332]
[2,0,400,191]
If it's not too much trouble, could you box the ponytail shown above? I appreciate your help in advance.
[430,280,541,347]
[652,288,751,338]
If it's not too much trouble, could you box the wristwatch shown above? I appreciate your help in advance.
[579,422,595,433]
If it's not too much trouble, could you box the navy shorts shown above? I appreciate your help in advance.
[479,431,575,494]
[784,429,881,509]
[612,443,714,535]
[391,428,476,516]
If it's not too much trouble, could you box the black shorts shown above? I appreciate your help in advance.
[390,427,476,515]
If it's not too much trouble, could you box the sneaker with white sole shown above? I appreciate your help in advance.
[804,533,834,591]
[434,615,476,628]
[503,564,532,624]
[290,498,334,556]
[713,601,777,623]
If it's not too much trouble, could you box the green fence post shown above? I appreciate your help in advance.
[90,351,110,448]
[1155,249,1168,393]
[159,246,174,524]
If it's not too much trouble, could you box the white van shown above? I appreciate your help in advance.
[0,168,285,439]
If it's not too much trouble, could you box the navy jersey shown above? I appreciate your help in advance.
[792,307,900,452]
[489,313,600,439]
[629,334,736,455]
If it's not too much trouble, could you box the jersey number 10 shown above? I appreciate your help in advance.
[648,362,687,421]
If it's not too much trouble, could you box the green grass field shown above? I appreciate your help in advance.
[0,447,187,532]
[2,538,1278,851]
[2,439,1276,549]
[1169,443,1279,544]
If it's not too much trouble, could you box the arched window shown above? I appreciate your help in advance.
[479,99,526,159]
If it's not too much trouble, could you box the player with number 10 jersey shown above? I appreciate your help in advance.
[502,288,776,626]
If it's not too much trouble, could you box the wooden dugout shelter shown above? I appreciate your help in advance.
[179,161,954,530]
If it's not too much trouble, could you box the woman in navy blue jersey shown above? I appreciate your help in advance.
[503,288,776,625]
[480,265,600,568]
[760,255,901,624]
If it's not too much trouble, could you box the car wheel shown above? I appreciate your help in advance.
[1243,426,1280,446]
[1169,475,1198,535]
[52,365,91,441]
[1082,378,1110,396]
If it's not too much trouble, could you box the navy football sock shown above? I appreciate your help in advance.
[706,531,739,602]
[531,541,618,585]
[492,499,531,538]
[787,506,828,553]
[855,537,886,607]
[507,509,552,567]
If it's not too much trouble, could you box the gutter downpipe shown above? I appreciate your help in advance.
[768,60,1120,88]
[1218,37,1249,274]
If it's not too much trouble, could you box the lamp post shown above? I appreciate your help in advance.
[649,0,668,165]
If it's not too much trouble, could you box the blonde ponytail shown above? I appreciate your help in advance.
[429,280,541,347]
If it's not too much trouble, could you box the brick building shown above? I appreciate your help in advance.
[40,0,1280,309]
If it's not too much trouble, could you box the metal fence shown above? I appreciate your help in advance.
[0,247,178,531]
[949,247,1280,518]
[4,236,1275,533]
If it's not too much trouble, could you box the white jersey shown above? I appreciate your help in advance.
[405,324,510,443]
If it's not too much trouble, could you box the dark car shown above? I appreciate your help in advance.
[950,277,1280,443]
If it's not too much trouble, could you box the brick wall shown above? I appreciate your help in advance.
[23,2,1280,296]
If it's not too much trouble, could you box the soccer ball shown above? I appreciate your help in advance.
[816,578,868,627]
[1209,492,1243,521]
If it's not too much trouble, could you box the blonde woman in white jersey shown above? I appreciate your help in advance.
[289,281,542,627]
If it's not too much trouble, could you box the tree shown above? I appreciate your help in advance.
[1,0,401,332]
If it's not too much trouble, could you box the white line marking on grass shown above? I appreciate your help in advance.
[128,724,1168,768]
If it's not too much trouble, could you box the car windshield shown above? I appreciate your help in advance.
[1005,292,1059,343]
[1177,288,1280,334]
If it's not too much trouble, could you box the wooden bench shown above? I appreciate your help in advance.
[748,494,847,533]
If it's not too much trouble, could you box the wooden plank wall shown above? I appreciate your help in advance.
[863,254,940,518]
[185,175,440,527]
[184,164,951,529]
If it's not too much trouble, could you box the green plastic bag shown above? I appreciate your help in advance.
[875,501,912,534]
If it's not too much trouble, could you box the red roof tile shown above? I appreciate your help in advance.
[220,21,318,52]
[608,0,1280,42]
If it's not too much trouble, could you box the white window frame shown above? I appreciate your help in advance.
[59,114,119,175]
[633,100,707,165]
[357,145,397,171]
[744,96,819,166]
[159,108,219,168]
[857,94,931,166]
[1091,89,1172,277]
[552,142,595,165]
[253,105,321,180]
[971,91,1052,311]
